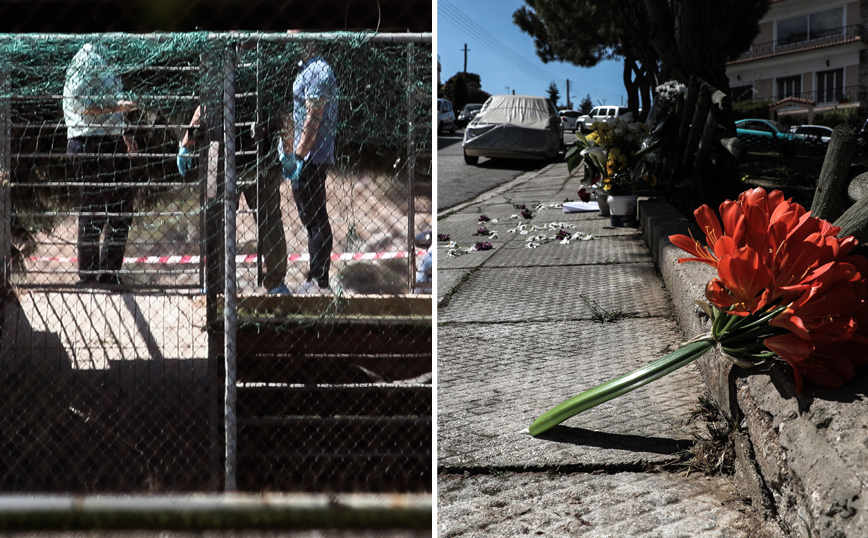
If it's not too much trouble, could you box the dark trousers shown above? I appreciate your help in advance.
[291,163,332,287]
[238,166,287,290]
[68,136,133,284]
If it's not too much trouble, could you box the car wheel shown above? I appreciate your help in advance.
[463,149,478,165]
[449,121,455,134]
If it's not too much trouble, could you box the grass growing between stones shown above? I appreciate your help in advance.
[580,294,627,323]
[672,396,737,476]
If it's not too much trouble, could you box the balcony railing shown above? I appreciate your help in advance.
[731,24,864,63]
[737,84,868,104]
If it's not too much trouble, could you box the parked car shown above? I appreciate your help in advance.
[456,103,483,128]
[735,118,807,153]
[790,124,833,143]
[463,94,563,165]
[437,98,455,134]
[559,110,581,132]
[576,105,630,132]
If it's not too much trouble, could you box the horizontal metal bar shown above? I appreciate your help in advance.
[12,123,202,130]
[0,31,432,44]
[10,94,200,101]
[16,210,193,218]
[0,493,432,531]
[17,150,256,158]
[22,269,202,276]
[10,182,194,188]
[237,382,431,389]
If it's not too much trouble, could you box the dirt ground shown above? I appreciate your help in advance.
[16,170,432,295]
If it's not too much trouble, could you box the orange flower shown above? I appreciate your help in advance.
[705,241,771,315]
[763,333,863,392]
[670,187,868,393]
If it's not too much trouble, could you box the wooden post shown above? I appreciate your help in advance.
[673,75,700,171]
[680,82,711,178]
[811,123,856,222]
[846,171,868,202]
[833,197,868,244]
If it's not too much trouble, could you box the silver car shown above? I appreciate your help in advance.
[463,95,563,165]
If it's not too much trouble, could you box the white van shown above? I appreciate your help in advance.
[576,105,630,132]
[437,98,455,134]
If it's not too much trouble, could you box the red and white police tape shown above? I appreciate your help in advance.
[30,250,427,265]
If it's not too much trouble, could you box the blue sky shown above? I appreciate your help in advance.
[437,0,627,109]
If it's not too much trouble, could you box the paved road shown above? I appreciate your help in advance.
[436,130,576,211]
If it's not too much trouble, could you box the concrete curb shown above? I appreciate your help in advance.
[639,198,868,538]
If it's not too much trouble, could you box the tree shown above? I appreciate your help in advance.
[452,75,470,115]
[514,0,655,119]
[547,82,560,108]
[514,0,769,206]
[513,0,768,119]
[579,94,593,114]
[444,72,490,106]
[642,0,769,91]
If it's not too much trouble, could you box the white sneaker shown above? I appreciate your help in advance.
[295,280,332,295]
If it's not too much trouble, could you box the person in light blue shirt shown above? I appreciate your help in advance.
[63,42,138,287]
[279,43,338,294]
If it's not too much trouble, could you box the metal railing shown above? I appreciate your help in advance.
[752,84,868,105]
[730,24,864,63]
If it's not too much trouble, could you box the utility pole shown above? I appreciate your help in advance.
[461,43,470,73]
[566,79,571,109]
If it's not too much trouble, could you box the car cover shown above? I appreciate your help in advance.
[463,95,560,158]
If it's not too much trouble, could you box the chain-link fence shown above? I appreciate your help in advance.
[0,31,432,494]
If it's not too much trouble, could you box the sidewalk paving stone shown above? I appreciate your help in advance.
[438,318,703,469]
[437,264,672,323]
[436,162,784,536]
[438,471,775,538]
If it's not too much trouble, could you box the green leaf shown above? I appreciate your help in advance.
[527,338,716,436]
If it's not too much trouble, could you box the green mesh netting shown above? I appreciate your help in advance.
[0,32,432,496]
[0,32,432,295]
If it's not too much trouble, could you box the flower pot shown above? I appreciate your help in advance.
[608,194,638,227]
[596,193,610,216]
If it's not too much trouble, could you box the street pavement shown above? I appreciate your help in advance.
[435,161,783,537]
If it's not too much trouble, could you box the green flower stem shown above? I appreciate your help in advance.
[527,338,717,436]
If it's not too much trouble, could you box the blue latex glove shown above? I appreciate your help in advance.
[177,145,192,177]
[279,151,302,182]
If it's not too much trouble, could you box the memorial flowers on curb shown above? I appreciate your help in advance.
[527,187,868,436]
[566,113,653,196]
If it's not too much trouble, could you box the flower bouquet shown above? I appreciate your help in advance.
[566,113,653,197]
[527,187,868,436]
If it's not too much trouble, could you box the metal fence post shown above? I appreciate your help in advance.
[202,45,227,491]
[223,41,239,492]
[406,43,417,290]
[0,62,10,291]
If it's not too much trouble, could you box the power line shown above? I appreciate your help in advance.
[439,0,562,87]
[438,0,620,99]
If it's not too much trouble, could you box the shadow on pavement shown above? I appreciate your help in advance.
[536,426,693,455]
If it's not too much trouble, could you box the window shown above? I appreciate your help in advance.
[777,7,843,47]
[817,69,844,102]
[777,75,801,100]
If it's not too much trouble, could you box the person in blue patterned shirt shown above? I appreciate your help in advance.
[279,42,338,294]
